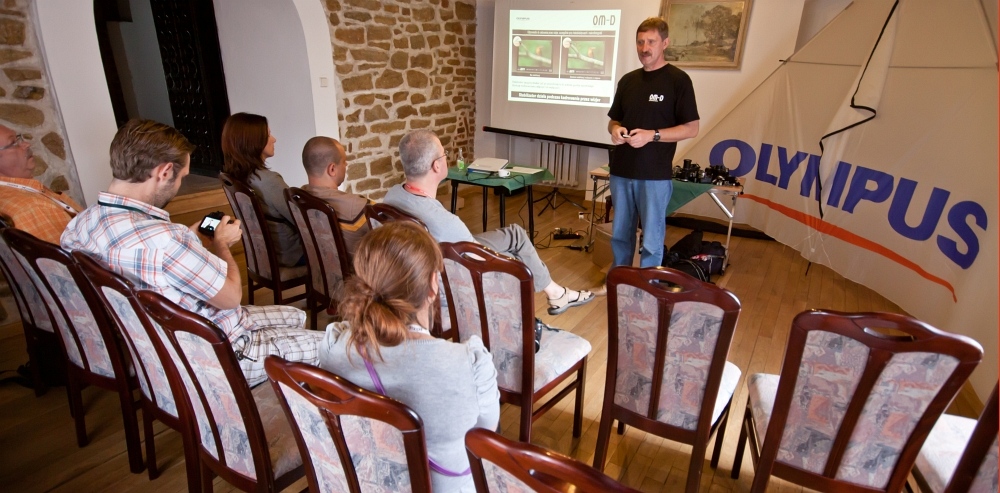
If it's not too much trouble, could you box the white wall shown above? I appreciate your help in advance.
[34,1,118,206]
[214,0,339,189]
[476,1,806,191]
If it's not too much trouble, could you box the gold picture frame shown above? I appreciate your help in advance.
[659,0,753,69]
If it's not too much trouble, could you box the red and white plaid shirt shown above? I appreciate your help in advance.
[61,192,247,340]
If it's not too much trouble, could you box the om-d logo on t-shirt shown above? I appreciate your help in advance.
[648,94,665,102]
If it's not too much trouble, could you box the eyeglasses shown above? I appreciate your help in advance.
[0,134,25,151]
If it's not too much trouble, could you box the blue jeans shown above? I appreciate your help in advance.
[609,176,672,268]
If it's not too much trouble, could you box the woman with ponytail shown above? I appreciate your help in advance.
[318,222,499,492]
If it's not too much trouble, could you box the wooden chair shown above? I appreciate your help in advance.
[136,289,305,492]
[363,203,452,339]
[219,172,307,305]
[439,241,590,443]
[264,356,433,493]
[465,428,641,493]
[284,187,352,330]
[913,382,998,493]
[2,228,144,473]
[593,266,742,493]
[74,251,200,490]
[0,223,62,394]
[731,310,983,493]
[363,202,426,229]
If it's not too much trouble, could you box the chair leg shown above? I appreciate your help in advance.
[518,399,533,443]
[711,401,732,469]
[117,390,145,474]
[731,407,751,479]
[247,280,254,305]
[685,440,708,493]
[144,407,158,480]
[592,409,614,471]
[572,360,586,438]
[68,374,88,447]
[201,460,214,492]
[308,296,317,331]
[181,430,202,493]
[617,420,626,435]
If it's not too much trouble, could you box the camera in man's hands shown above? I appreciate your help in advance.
[198,211,225,237]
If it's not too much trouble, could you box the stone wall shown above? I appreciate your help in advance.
[0,0,80,203]
[323,0,476,199]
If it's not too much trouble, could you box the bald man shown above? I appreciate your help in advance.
[300,136,373,257]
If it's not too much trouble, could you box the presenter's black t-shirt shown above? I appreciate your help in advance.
[607,64,699,180]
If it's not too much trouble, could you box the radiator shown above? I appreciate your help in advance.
[537,141,579,188]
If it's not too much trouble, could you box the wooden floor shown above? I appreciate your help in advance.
[0,184,982,492]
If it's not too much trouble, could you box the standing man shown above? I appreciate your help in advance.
[0,124,81,243]
[607,17,699,268]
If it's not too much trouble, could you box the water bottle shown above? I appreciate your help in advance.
[457,148,466,170]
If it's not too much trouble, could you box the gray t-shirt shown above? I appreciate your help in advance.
[319,322,499,493]
[383,184,476,243]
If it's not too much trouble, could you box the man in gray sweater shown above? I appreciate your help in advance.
[383,129,595,315]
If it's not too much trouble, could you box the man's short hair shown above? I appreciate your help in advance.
[302,136,344,177]
[109,119,195,183]
[637,17,669,40]
[398,129,440,179]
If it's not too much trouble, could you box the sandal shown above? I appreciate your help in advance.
[547,287,595,315]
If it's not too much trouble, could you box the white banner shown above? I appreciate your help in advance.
[678,0,998,397]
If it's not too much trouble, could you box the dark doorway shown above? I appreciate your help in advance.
[94,0,230,177]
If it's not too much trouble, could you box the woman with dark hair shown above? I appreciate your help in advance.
[221,112,303,267]
[319,222,499,493]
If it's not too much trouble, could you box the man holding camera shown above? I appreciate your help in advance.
[0,123,81,243]
[607,17,700,268]
[61,119,321,387]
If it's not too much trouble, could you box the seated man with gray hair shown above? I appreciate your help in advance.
[383,129,595,315]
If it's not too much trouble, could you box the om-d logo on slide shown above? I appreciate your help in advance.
[648,94,664,102]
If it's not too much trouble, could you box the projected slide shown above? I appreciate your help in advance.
[508,9,621,107]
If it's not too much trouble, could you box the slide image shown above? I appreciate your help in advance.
[513,37,554,73]
[564,38,606,75]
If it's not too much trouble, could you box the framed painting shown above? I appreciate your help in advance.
[659,0,753,69]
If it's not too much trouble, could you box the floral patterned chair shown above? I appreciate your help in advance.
[264,356,433,493]
[74,251,200,490]
[593,266,742,493]
[284,187,353,330]
[439,241,590,443]
[219,172,307,305]
[2,228,144,474]
[0,222,61,395]
[136,289,305,492]
[731,310,983,493]
[913,382,998,493]
[363,203,452,340]
[465,428,640,493]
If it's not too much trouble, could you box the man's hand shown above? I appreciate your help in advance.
[627,128,655,148]
[610,123,631,145]
[211,215,242,248]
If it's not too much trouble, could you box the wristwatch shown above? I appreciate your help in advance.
[653,129,661,142]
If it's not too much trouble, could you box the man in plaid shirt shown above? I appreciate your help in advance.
[61,119,321,387]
